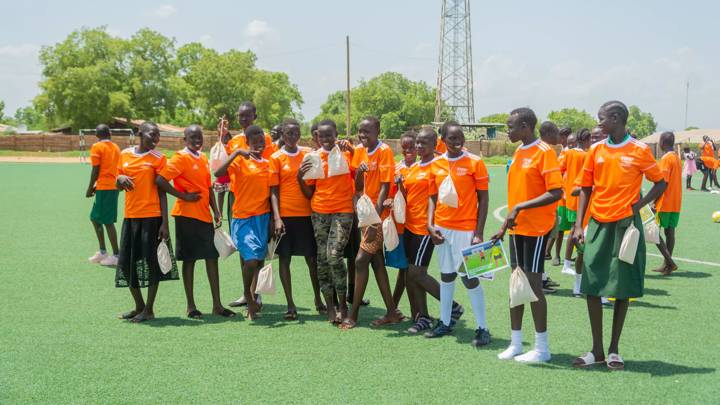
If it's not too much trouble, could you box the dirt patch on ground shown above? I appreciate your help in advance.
[0,156,83,163]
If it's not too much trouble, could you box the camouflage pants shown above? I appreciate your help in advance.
[311,212,354,295]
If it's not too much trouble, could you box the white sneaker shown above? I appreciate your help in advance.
[88,251,107,263]
[514,350,551,363]
[498,345,523,360]
[100,255,118,267]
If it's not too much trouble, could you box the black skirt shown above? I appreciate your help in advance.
[276,216,317,257]
[116,217,179,288]
[343,214,360,260]
[175,216,219,261]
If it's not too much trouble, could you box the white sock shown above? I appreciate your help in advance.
[564,259,573,268]
[535,331,549,354]
[440,280,455,326]
[542,272,548,281]
[467,284,487,329]
[511,329,523,347]
[602,296,610,304]
[573,274,582,295]
[498,330,524,360]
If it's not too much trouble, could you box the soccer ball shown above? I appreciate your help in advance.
[713,211,720,223]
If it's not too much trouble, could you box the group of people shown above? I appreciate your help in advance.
[85,99,685,370]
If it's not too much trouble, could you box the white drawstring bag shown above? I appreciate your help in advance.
[301,152,325,180]
[157,239,174,274]
[356,194,382,228]
[393,191,406,224]
[438,175,459,208]
[644,221,660,245]
[255,264,276,295]
[382,217,399,251]
[509,267,539,308]
[209,141,229,173]
[266,233,283,261]
[213,227,236,259]
[327,145,350,177]
[618,222,640,264]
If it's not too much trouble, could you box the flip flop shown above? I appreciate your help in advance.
[370,314,402,328]
[607,353,625,371]
[187,309,203,319]
[129,314,154,323]
[283,310,298,321]
[573,352,605,368]
[118,310,140,320]
[339,319,356,330]
[214,308,236,317]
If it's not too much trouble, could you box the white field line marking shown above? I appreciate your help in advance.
[493,204,720,268]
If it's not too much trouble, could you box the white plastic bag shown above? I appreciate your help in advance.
[382,217,399,251]
[644,221,660,245]
[509,267,539,308]
[209,141,229,173]
[356,194,382,228]
[301,152,325,180]
[157,239,173,274]
[255,263,276,295]
[393,191,406,224]
[213,227,236,259]
[327,145,350,177]
[618,222,640,264]
[438,175,459,208]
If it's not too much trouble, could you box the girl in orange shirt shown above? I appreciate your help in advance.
[425,123,491,347]
[700,135,719,191]
[215,125,272,321]
[298,119,356,325]
[270,119,324,319]
[572,101,667,370]
[156,125,234,319]
[115,122,178,323]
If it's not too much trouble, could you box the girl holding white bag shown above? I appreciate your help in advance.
[490,108,563,363]
[424,122,491,347]
[297,119,356,325]
[571,101,667,370]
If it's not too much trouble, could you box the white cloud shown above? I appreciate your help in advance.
[0,44,40,57]
[151,4,177,19]
[243,20,274,50]
[199,34,212,45]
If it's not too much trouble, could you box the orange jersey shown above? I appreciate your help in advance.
[559,148,588,212]
[351,142,395,205]
[225,132,277,160]
[436,139,447,154]
[228,156,271,219]
[390,161,413,234]
[269,147,313,217]
[89,140,121,190]
[306,148,355,214]
[656,151,682,213]
[403,159,434,235]
[430,152,489,232]
[508,140,564,236]
[118,148,166,218]
[577,137,664,223]
[159,148,213,223]
[701,141,717,169]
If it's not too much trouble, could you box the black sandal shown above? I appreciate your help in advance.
[187,309,203,319]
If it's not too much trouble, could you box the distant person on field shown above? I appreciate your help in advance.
[700,135,719,191]
[652,132,681,276]
[86,124,121,266]
[682,146,697,190]
[538,121,561,294]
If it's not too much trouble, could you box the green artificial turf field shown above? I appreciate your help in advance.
[1,162,717,403]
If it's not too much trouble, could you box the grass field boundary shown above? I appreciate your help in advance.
[492,204,720,268]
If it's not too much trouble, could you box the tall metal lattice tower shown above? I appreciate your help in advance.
[434,0,475,124]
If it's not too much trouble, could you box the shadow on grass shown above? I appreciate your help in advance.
[646,271,712,280]
[629,300,677,310]
[534,353,715,376]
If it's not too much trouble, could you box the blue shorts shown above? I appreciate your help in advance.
[231,213,270,261]
[384,233,409,270]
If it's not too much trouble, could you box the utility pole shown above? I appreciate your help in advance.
[345,35,351,138]
[435,0,475,124]
[684,79,689,129]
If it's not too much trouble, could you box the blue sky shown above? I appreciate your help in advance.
[1,0,718,130]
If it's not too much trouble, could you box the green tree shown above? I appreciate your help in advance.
[479,113,509,131]
[685,126,699,131]
[626,105,657,138]
[546,108,597,132]
[14,105,47,130]
[315,72,436,139]
[0,99,5,121]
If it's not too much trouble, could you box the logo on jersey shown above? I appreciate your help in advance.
[522,158,533,168]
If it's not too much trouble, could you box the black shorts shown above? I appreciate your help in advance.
[404,230,435,267]
[277,216,317,257]
[174,216,219,261]
[117,217,179,288]
[509,233,549,274]
[343,214,360,260]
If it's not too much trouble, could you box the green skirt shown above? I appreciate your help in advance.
[581,214,645,299]
[90,189,119,225]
